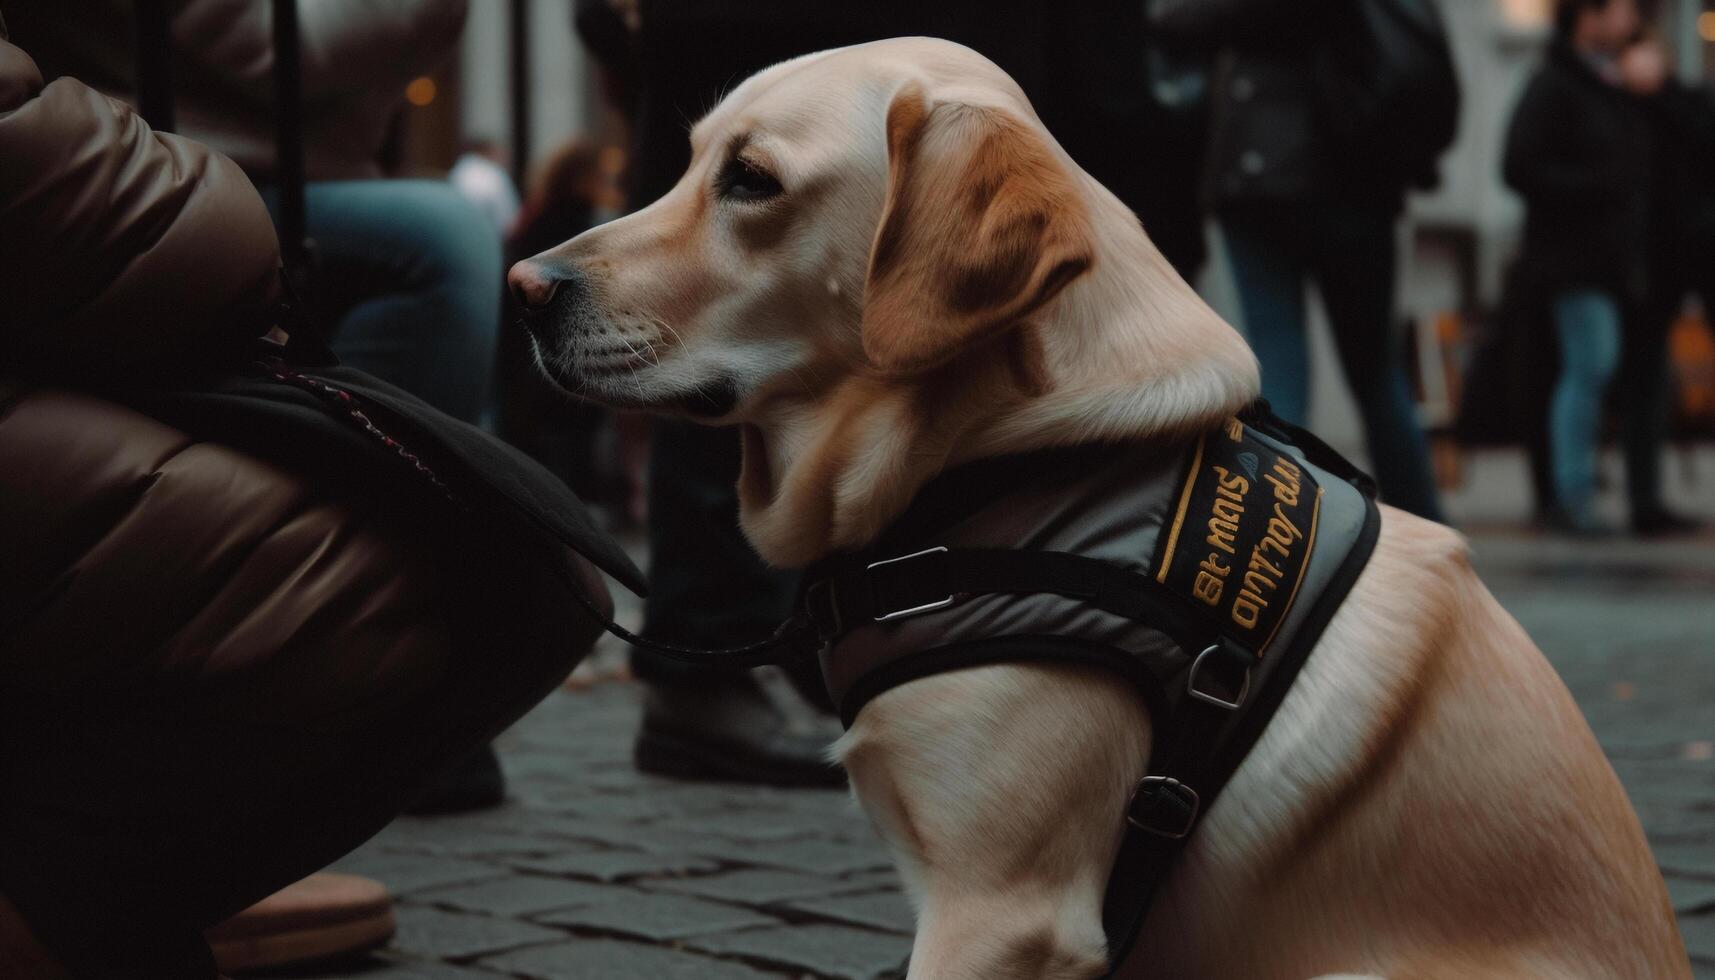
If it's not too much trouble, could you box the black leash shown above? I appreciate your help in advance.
[565,585,822,669]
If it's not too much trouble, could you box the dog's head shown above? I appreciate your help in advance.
[508,38,1096,422]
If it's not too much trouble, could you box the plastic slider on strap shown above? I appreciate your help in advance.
[1186,637,1254,710]
[1127,776,1201,840]
[868,546,954,622]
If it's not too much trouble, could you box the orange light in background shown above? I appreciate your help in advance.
[1498,0,1552,28]
[405,76,437,107]
[1699,11,1715,43]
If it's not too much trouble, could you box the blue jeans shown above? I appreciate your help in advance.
[263,180,501,425]
[1222,202,1444,521]
[1549,290,1621,520]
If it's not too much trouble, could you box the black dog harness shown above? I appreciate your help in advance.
[583,405,1380,970]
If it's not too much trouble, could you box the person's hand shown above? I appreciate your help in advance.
[1618,39,1669,96]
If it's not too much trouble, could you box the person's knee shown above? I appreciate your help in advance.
[390,181,503,282]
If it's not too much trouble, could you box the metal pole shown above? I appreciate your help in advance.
[510,0,532,189]
[134,0,175,133]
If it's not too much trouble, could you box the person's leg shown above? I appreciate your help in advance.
[266,180,502,425]
[1220,206,1312,424]
[637,422,798,673]
[1619,291,1677,524]
[1548,290,1623,529]
[632,421,841,786]
[1309,203,1445,522]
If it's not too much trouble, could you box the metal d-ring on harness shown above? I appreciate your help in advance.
[571,403,1381,972]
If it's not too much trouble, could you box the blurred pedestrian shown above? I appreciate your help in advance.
[1624,37,1712,535]
[1150,0,1456,522]
[1504,0,1650,534]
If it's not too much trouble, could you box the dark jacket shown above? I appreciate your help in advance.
[1152,0,1397,210]
[1503,39,1652,298]
[1641,80,1715,291]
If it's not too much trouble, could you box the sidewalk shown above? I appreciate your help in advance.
[321,451,1715,980]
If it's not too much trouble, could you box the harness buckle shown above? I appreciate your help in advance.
[1127,776,1201,839]
[1186,639,1253,711]
[867,546,955,622]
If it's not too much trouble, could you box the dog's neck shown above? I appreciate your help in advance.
[737,185,1259,567]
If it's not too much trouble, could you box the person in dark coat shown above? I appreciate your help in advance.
[1149,0,1447,523]
[1623,50,1713,535]
[575,0,1212,785]
[1503,0,1650,533]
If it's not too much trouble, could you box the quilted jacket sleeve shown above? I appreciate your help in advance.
[0,34,281,379]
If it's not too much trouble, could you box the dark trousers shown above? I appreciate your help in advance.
[632,421,798,687]
[1221,200,1445,522]
[1622,256,1711,517]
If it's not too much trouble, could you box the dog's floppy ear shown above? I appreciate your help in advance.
[862,83,1094,375]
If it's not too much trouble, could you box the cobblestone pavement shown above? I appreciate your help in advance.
[317,452,1715,980]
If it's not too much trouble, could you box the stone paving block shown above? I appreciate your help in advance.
[784,890,915,935]
[648,811,826,844]
[1659,842,1715,881]
[645,869,868,905]
[388,906,565,960]
[533,816,711,853]
[685,923,912,980]
[315,955,506,979]
[509,848,719,882]
[479,939,784,980]
[413,876,619,917]
[838,869,904,892]
[377,830,569,860]
[464,809,610,843]
[328,852,509,895]
[1671,877,1715,915]
[681,837,894,876]
[533,891,781,941]
[1683,913,1713,970]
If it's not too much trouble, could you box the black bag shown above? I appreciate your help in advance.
[1317,0,1460,190]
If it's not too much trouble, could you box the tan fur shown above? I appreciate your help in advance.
[511,37,1688,979]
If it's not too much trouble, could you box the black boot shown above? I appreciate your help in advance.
[404,743,506,815]
[1631,506,1704,537]
[635,676,844,788]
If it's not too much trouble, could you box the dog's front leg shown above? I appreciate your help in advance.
[834,663,1149,980]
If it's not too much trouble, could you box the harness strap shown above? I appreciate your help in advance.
[1098,488,1382,970]
[804,547,1221,655]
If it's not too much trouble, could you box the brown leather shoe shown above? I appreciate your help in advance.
[205,873,394,975]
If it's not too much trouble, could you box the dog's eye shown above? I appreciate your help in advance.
[715,157,783,202]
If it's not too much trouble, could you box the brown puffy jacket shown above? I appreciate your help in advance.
[0,25,609,978]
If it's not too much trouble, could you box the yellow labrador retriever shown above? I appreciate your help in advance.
[510,38,1687,980]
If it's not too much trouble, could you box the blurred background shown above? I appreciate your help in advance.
[373,0,1715,532]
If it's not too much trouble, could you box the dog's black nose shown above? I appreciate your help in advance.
[508,257,570,310]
